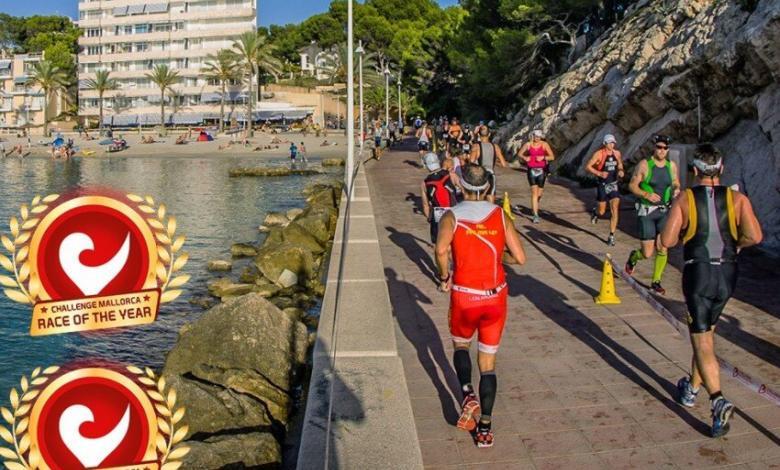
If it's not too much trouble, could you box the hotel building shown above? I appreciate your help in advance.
[0,52,67,133]
[76,0,303,127]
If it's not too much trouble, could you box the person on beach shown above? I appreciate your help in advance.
[299,142,308,163]
[421,152,458,244]
[436,163,526,448]
[625,134,680,295]
[586,134,625,246]
[660,143,762,438]
[289,142,298,165]
[516,129,555,223]
[469,125,507,204]
[5,144,29,158]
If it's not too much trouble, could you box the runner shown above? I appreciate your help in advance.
[373,122,383,160]
[421,153,458,243]
[416,120,433,157]
[586,134,625,246]
[625,134,680,294]
[459,124,474,155]
[517,129,555,223]
[447,118,462,155]
[435,163,526,448]
[469,126,507,204]
[660,143,762,437]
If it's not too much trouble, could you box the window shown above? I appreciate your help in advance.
[134,43,149,52]
[86,28,101,37]
[135,24,149,34]
[87,46,102,55]
[153,23,172,32]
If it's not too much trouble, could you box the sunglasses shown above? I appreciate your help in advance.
[656,145,668,150]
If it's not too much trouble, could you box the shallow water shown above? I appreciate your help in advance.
[0,154,341,394]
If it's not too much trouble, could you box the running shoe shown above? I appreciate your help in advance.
[676,377,698,408]
[650,281,666,295]
[590,208,599,225]
[532,214,541,224]
[711,396,735,438]
[456,394,480,432]
[624,254,637,275]
[607,234,616,246]
[476,427,494,448]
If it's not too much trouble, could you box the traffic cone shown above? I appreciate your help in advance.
[502,192,516,221]
[594,254,621,304]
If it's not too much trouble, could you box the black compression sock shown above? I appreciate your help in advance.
[453,349,472,394]
[710,391,723,401]
[479,372,497,417]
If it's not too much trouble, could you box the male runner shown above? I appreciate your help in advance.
[447,118,462,155]
[469,126,507,204]
[625,134,680,294]
[436,164,526,448]
[421,152,458,243]
[416,121,433,157]
[459,124,474,155]
[586,134,625,246]
[660,143,762,437]
[517,129,555,223]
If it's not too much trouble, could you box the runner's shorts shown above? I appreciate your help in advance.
[682,262,737,333]
[597,181,620,202]
[418,141,430,151]
[449,288,508,353]
[487,170,497,197]
[637,207,669,240]
[527,167,547,188]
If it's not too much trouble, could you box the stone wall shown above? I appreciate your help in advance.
[497,0,780,251]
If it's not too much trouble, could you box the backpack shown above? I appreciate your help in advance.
[425,173,455,208]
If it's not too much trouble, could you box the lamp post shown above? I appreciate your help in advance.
[345,0,355,192]
[397,71,402,135]
[384,67,390,139]
[355,41,365,154]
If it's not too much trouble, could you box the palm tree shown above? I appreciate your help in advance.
[28,60,69,137]
[85,69,117,136]
[145,64,180,135]
[232,31,282,137]
[201,50,240,133]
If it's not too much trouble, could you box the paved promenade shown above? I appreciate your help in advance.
[364,143,780,469]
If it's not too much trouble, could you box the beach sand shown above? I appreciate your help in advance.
[0,130,348,160]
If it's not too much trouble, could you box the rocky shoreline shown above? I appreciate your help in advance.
[162,179,344,468]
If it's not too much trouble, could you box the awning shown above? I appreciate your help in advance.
[201,92,221,103]
[112,6,128,16]
[104,114,139,126]
[14,77,29,84]
[127,4,145,14]
[227,91,248,102]
[281,110,312,120]
[145,3,169,13]
[78,80,91,90]
[172,113,204,125]
[0,60,11,71]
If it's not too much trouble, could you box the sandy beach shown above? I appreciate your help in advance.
[0,130,348,160]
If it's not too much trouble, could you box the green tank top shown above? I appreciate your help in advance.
[639,158,674,206]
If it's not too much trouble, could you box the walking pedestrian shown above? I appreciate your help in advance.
[660,143,762,437]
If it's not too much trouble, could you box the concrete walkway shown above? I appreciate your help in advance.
[365,143,780,469]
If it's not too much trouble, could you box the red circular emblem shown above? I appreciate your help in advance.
[29,196,158,301]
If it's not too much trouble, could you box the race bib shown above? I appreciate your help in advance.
[433,207,448,223]
[463,144,471,152]
[530,168,544,177]
[604,181,618,193]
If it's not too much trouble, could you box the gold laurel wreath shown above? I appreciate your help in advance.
[0,366,189,469]
[126,366,190,470]
[0,366,60,469]
[126,194,189,304]
[0,195,60,305]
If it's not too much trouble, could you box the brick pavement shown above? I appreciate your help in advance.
[364,144,780,469]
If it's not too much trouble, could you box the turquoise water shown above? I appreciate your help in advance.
[0,154,340,395]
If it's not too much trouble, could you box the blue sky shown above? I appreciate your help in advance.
[2,0,460,26]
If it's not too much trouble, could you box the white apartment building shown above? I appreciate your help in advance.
[77,0,268,127]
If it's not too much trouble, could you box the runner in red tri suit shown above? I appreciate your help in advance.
[435,163,526,448]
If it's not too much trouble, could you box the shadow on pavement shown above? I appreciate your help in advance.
[507,268,712,437]
[385,267,461,426]
[385,226,437,282]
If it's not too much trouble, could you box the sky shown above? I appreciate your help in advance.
[1,0,461,26]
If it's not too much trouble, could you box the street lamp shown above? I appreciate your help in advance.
[345,0,356,192]
[384,67,390,139]
[397,71,402,135]
[355,41,365,154]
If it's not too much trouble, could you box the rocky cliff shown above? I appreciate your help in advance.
[498,0,780,251]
